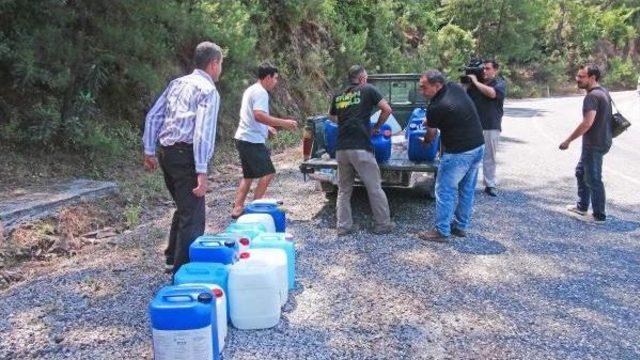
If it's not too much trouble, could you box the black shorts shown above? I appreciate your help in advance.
[235,139,276,179]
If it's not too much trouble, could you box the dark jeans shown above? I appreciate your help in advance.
[158,144,205,273]
[575,147,608,218]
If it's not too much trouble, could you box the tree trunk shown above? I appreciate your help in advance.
[493,0,507,55]
[555,2,566,48]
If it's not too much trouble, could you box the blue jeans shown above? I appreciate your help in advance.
[575,147,608,218]
[435,145,484,236]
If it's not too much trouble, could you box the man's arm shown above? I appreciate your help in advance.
[559,110,596,150]
[142,87,169,171]
[468,74,496,99]
[254,110,297,130]
[423,127,438,143]
[372,99,392,133]
[191,90,220,197]
[193,91,219,174]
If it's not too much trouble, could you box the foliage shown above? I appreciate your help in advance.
[0,0,638,159]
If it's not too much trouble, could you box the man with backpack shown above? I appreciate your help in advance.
[560,64,612,223]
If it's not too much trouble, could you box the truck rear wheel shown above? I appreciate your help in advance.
[320,181,338,199]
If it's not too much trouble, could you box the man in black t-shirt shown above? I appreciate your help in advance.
[466,60,506,197]
[417,70,485,242]
[560,64,612,223]
[329,65,395,235]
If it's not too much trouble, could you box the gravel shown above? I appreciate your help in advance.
[1,92,639,359]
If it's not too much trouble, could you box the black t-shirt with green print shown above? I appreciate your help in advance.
[330,83,383,152]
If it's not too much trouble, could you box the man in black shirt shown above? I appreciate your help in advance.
[560,64,612,223]
[466,60,506,197]
[329,65,395,235]
[417,70,485,242]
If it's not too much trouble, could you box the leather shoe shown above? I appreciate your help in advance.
[451,227,466,237]
[417,229,449,243]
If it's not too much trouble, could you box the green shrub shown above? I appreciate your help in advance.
[606,58,638,89]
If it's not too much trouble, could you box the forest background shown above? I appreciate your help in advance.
[0,0,638,199]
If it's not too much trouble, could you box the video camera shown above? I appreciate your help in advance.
[460,58,485,84]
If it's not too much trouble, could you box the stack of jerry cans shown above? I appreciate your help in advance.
[149,285,221,360]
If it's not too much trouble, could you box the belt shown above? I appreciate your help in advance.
[161,142,192,150]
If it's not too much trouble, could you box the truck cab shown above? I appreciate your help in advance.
[299,73,438,198]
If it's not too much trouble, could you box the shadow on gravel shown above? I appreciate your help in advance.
[451,235,507,255]
[504,107,547,118]
[499,135,527,144]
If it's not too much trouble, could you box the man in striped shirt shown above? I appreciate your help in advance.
[142,41,223,274]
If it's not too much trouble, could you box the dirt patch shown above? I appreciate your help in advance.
[0,198,127,288]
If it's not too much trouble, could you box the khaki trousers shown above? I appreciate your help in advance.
[336,149,391,230]
[482,130,500,188]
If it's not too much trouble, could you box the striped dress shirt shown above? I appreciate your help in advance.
[143,69,220,174]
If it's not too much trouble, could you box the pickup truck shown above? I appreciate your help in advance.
[299,73,438,198]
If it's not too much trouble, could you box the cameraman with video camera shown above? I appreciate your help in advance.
[464,59,506,197]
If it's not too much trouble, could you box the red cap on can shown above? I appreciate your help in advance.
[213,288,224,298]
[239,238,250,246]
[239,252,250,259]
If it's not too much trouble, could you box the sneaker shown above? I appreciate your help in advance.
[337,227,354,236]
[484,187,497,197]
[451,227,466,237]
[566,204,588,217]
[372,222,396,235]
[417,229,449,243]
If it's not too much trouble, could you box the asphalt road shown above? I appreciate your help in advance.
[0,91,638,360]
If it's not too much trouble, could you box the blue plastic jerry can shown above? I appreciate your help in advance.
[189,234,239,264]
[243,203,287,233]
[149,285,221,360]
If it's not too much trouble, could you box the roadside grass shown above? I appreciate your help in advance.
[0,126,301,278]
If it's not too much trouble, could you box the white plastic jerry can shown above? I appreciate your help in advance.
[228,253,281,330]
[237,213,276,233]
[246,248,289,306]
[250,198,283,206]
[178,283,227,352]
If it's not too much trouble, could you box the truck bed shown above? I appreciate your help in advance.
[301,135,438,173]
[301,151,438,172]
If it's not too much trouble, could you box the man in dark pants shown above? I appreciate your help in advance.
[329,65,395,235]
[560,64,612,223]
[417,70,485,242]
[142,41,223,273]
[466,59,506,197]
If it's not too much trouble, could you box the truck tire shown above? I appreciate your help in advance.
[419,171,437,200]
[320,181,338,199]
[428,169,438,199]
[426,180,436,199]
